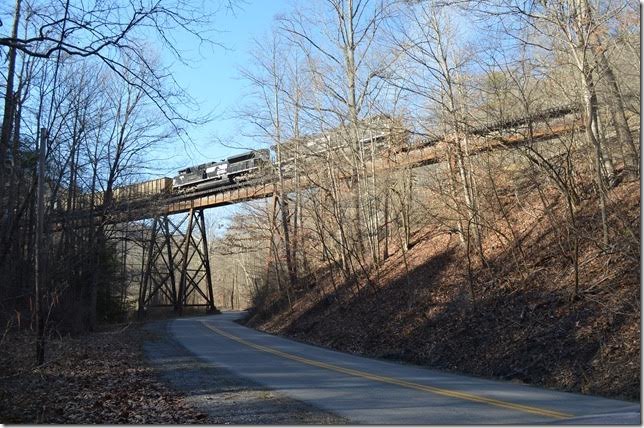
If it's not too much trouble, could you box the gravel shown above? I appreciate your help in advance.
[143,319,347,425]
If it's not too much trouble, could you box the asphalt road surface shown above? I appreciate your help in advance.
[166,311,640,424]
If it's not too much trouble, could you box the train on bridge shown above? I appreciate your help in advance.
[81,121,399,208]
[66,149,272,209]
[128,149,270,198]
[172,149,271,191]
[66,100,587,210]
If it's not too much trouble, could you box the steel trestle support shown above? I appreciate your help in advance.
[137,207,217,317]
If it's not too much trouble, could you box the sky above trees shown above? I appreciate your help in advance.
[165,1,288,171]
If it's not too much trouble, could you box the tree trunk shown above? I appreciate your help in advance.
[0,0,22,171]
[594,52,639,177]
[581,70,610,245]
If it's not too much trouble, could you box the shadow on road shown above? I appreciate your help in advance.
[142,320,347,425]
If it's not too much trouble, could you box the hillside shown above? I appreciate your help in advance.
[246,178,640,401]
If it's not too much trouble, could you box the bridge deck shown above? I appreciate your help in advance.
[56,111,580,226]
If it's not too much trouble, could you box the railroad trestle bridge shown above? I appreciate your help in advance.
[55,104,581,317]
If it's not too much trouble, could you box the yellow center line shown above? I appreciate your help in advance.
[200,320,573,420]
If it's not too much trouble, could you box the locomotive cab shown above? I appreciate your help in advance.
[172,149,271,191]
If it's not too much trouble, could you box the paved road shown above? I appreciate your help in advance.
[167,311,640,424]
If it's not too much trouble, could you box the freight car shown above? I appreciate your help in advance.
[56,149,272,211]
[67,177,173,210]
[112,177,173,201]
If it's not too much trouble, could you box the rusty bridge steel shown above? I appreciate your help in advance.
[60,105,583,317]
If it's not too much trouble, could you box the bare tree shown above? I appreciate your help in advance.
[481,0,638,245]
[388,1,484,299]
[280,0,392,265]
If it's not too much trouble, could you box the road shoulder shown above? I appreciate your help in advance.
[143,319,347,425]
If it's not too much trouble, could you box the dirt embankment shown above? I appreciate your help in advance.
[247,179,640,401]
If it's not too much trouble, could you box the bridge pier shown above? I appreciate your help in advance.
[137,207,218,318]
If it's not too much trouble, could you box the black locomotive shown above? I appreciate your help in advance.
[172,149,271,191]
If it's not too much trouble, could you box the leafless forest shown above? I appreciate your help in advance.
[216,0,639,315]
[0,0,640,407]
[213,0,640,399]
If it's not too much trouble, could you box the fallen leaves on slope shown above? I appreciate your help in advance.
[247,180,640,401]
[0,325,210,424]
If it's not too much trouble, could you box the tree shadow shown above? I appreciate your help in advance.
[258,180,640,400]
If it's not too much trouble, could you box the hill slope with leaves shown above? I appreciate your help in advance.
[246,178,640,401]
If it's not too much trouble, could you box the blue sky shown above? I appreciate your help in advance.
[159,0,288,175]
[159,1,289,234]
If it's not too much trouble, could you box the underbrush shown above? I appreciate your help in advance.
[247,178,640,401]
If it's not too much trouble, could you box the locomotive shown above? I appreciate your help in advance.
[172,149,271,191]
[62,149,271,210]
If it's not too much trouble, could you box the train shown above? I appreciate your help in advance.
[140,148,271,197]
[173,149,271,191]
[92,129,396,207]
[61,149,271,209]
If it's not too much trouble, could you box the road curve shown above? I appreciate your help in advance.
[167,311,640,424]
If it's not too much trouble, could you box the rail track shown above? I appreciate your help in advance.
[51,99,594,227]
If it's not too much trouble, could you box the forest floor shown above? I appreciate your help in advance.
[247,178,640,402]
[0,318,343,424]
[0,323,208,424]
[0,323,214,424]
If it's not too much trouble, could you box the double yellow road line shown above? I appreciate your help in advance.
[201,321,573,420]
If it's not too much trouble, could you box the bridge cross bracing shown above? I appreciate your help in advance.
[137,208,216,317]
[87,105,581,316]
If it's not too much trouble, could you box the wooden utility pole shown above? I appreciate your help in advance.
[34,127,47,365]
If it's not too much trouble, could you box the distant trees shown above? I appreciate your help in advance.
[0,0,221,356]
[231,0,638,313]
